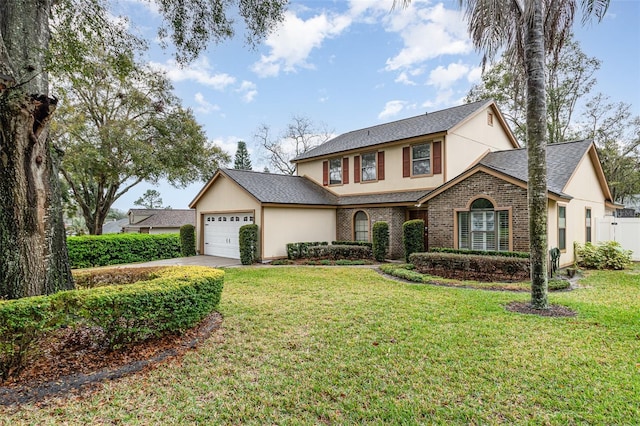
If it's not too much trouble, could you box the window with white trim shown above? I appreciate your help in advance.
[354,211,369,242]
[412,143,431,175]
[558,205,567,250]
[458,198,509,251]
[585,208,592,243]
[329,158,342,185]
[361,153,376,181]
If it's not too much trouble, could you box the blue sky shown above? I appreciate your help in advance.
[110,0,640,211]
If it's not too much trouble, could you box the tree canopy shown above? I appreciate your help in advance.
[1,0,288,298]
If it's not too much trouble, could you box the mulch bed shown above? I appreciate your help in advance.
[0,312,222,407]
[505,301,577,317]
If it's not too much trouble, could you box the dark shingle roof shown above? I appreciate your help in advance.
[479,139,593,196]
[222,169,338,205]
[337,190,431,206]
[293,99,493,161]
[128,209,195,228]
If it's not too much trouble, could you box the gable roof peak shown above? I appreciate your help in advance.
[293,99,497,162]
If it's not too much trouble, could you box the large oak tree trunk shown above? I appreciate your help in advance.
[0,0,74,299]
[525,0,549,309]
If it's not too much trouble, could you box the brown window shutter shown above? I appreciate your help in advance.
[433,141,442,174]
[377,151,385,180]
[343,157,349,184]
[322,160,328,186]
[354,155,361,183]
[402,147,410,177]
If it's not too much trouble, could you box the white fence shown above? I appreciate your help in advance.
[596,217,640,261]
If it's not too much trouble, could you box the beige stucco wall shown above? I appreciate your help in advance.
[262,207,336,259]
[192,175,261,254]
[296,143,446,195]
[549,153,608,267]
[445,107,517,179]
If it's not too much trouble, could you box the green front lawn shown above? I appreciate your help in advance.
[3,265,639,424]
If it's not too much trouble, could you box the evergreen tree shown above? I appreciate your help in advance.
[234,141,253,170]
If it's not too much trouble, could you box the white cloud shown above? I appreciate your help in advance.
[193,93,220,114]
[384,3,471,71]
[467,65,483,83]
[422,90,465,110]
[252,10,352,77]
[378,100,408,120]
[237,81,258,103]
[150,58,236,90]
[427,62,470,89]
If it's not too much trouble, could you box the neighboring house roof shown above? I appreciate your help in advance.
[126,209,195,228]
[101,218,128,234]
[293,99,516,162]
[421,139,614,203]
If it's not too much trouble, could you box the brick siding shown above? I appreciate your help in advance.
[336,207,407,259]
[427,171,529,252]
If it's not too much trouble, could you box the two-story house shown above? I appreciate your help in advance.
[189,99,616,266]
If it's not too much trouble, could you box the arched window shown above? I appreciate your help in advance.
[354,211,369,242]
[458,198,510,251]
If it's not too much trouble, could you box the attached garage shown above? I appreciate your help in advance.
[203,213,254,259]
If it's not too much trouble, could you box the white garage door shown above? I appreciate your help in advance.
[203,213,254,259]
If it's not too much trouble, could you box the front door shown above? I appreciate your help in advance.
[409,210,428,251]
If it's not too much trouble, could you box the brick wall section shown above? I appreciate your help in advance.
[336,207,407,259]
[428,171,530,252]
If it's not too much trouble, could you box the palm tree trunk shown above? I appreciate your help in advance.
[0,0,74,299]
[525,0,549,309]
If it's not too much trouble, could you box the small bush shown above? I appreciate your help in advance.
[239,224,259,265]
[372,222,389,262]
[410,252,530,282]
[548,278,570,291]
[403,220,425,262]
[575,241,632,270]
[180,224,196,257]
[430,247,530,258]
[286,241,328,259]
[67,233,181,268]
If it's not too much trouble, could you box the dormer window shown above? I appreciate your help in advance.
[329,158,342,185]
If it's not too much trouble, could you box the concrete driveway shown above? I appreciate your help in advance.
[120,255,241,268]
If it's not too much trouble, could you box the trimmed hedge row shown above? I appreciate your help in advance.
[67,233,181,268]
[430,247,530,259]
[307,245,372,260]
[287,241,329,259]
[331,241,373,248]
[410,252,530,282]
[0,266,224,381]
